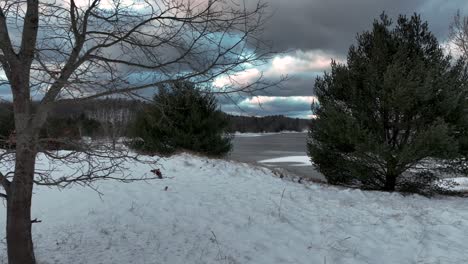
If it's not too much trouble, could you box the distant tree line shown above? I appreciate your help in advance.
[0,99,311,143]
[0,99,141,147]
[228,115,310,133]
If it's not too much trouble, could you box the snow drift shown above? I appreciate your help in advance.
[1,153,468,263]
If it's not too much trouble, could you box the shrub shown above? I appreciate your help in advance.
[130,81,232,156]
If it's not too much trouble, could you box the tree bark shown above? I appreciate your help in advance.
[383,172,397,192]
[6,136,37,264]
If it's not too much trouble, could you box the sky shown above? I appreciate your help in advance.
[219,0,468,118]
[0,1,467,118]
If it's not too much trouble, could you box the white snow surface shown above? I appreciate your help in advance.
[1,153,468,264]
[439,177,468,192]
[234,131,306,137]
[259,155,311,167]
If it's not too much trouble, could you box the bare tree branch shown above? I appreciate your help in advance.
[21,0,276,128]
[0,170,11,191]
[0,1,277,260]
[450,10,468,60]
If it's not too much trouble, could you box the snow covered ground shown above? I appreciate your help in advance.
[233,131,306,137]
[1,153,468,264]
[439,177,468,192]
[259,155,311,167]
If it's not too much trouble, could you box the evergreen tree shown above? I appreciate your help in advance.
[0,103,14,146]
[308,13,468,192]
[130,81,232,156]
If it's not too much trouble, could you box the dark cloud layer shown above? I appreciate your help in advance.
[262,0,468,54]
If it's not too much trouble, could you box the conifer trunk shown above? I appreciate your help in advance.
[383,172,397,192]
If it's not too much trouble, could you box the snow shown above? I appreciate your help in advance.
[259,155,311,167]
[234,131,306,137]
[438,177,468,192]
[1,153,468,264]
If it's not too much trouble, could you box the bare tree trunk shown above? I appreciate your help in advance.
[6,91,39,264]
[6,144,37,264]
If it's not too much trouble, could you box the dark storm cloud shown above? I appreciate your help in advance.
[262,0,468,54]
[256,73,321,97]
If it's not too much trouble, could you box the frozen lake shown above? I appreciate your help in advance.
[229,132,326,181]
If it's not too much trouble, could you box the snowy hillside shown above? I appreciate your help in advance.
[1,153,468,264]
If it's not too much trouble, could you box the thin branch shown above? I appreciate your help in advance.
[0,171,11,193]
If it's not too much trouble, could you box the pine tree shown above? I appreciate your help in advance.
[0,103,14,146]
[130,81,232,156]
[308,13,468,192]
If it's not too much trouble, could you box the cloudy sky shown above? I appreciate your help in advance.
[0,1,467,119]
[220,0,468,118]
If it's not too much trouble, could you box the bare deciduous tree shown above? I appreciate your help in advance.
[450,10,468,59]
[0,1,276,263]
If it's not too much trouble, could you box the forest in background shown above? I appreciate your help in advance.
[0,99,311,140]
